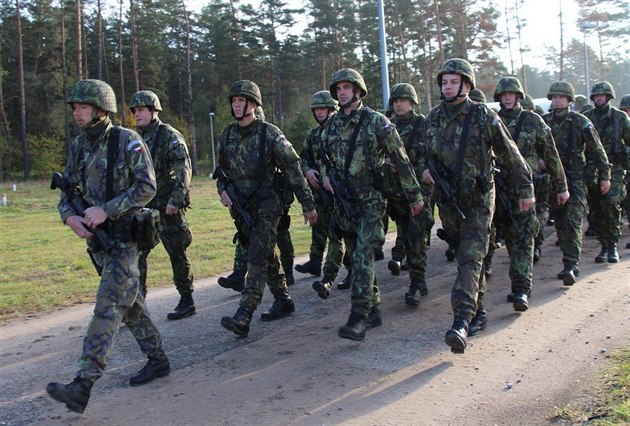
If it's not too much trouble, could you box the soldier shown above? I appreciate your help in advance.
[489,76,568,316]
[574,94,589,113]
[129,91,195,320]
[621,94,630,246]
[620,94,630,116]
[422,59,534,353]
[583,82,630,263]
[382,83,434,305]
[319,68,423,341]
[46,80,169,413]
[543,81,610,284]
[521,94,535,112]
[469,89,487,103]
[217,80,317,337]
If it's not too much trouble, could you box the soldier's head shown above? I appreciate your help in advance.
[254,106,266,121]
[129,90,162,128]
[493,76,524,110]
[388,83,418,116]
[547,81,575,110]
[310,90,338,125]
[521,94,535,111]
[590,81,615,108]
[228,80,262,123]
[534,105,545,116]
[573,94,588,111]
[67,79,117,130]
[620,94,630,117]
[437,58,476,104]
[469,89,486,103]
[329,68,367,110]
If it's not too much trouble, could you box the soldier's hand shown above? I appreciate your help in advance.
[538,159,547,171]
[518,197,536,212]
[303,209,318,226]
[305,170,320,188]
[323,177,334,194]
[409,200,424,216]
[600,179,611,195]
[165,204,178,215]
[84,206,108,227]
[220,190,232,207]
[556,191,570,206]
[421,169,435,185]
[65,215,93,239]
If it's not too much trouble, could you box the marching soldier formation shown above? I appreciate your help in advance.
[47,61,630,411]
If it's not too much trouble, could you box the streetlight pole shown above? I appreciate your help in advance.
[579,21,597,102]
[209,112,216,173]
[377,0,390,111]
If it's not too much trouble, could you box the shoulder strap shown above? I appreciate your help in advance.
[150,124,165,162]
[106,126,121,202]
[453,104,477,181]
[511,110,528,141]
[406,115,425,148]
[344,109,369,177]
[257,121,269,185]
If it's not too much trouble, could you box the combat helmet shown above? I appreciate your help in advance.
[388,83,419,105]
[228,80,262,107]
[574,95,588,111]
[254,106,266,121]
[329,68,368,99]
[67,79,117,113]
[437,58,476,89]
[310,90,339,111]
[547,81,575,102]
[469,89,487,103]
[129,90,162,111]
[493,77,525,101]
[521,94,535,110]
[620,94,630,110]
[590,81,616,100]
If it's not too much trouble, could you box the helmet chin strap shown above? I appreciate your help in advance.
[231,99,254,121]
[440,80,465,103]
[82,111,106,130]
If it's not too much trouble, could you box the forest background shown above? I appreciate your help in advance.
[0,0,629,181]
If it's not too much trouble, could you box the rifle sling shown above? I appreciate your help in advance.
[344,109,369,177]
[150,124,165,164]
[453,104,477,184]
[511,111,528,142]
[106,126,121,202]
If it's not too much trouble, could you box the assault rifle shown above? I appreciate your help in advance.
[318,150,355,221]
[426,160,466,221]
[493,168,519,229]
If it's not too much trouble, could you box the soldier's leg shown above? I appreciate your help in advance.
[218,238,248,292]
[137,248,151,297]
[595,175,626,263]
[585,183,600,236]
[506,210,538,311]
[387,200,407,276]
[554,194,586,284]
[313,220,345,300]
[276,212,295,285]
[296,205,327,276]
[534,177,550,262]
[404,203,432,304]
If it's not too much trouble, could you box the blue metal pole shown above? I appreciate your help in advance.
[377,0,390,111]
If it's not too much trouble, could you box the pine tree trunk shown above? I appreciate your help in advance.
[16,0,30,179]
[181,1,197,175]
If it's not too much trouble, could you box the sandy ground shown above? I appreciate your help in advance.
[1,225,629,426]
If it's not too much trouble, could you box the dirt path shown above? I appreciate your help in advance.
[1,227,629,425]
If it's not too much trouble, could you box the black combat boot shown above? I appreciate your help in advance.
[221,305,254,337]
[338,312,368,341]
[374,248,385,261]
[312,276,333,300]
[285,271,295,286]
[608,243,619,263]
[506,292,515,303]
[445,316,469,354]
[512,290,529,312]
[337,272,352,290]
[401,261,409,271]
[595,244,609,263]
[533,245,542,263]
[445,245,456,261]
[405,282,422,306]
[218,271,245,292]
[483,256,493,278]
[388,260,402,276]
[366,305,382,329]
[167,294,196,320]
[294,258,321,276]
[129,351,171,386]
[467,309,487,336]
[46,377,93,414]
[260,293,295,321]
[558,264,577,286]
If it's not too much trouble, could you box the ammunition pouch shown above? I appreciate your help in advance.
[107,216,135,243]
[132,208,161,251]
[458,175,478,211]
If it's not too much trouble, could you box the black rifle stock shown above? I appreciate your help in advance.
[319,151,355,220]
[426,160,466,221]
[494,168,519,229]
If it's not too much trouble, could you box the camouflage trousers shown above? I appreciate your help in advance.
[439,192,493,320]
[387,196,434,282]
[587,171,627,246]
[624,178,630,224]
[552,180,587,268]
[534,178,551,249]
[333,191,384,317]
[78,243,164,382]
[139,209,193,296]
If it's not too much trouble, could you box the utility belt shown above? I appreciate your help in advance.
[346,175,375,193]
[104,208,161,250]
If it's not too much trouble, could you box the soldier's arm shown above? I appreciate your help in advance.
[582,117,611,181]
[166,129,192,208]
[272,130,316,213]
[538,118,568,193]
[215,128,231,195]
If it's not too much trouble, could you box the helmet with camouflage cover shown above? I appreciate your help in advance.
[469,89,486,103]
[620,94,630,110]
[388,83,419,105]
[590,81,616,100]
[547,81,575,102]
[493,76,525,101]
[329,68,368,99]
[67,79,117,113]
[310,90,339,111]
[437,58,476,89]
[228,80,262,107]
[129,90,162,111]
[521,94,535,110]
[574,94,588,111]
[254,106,266,121]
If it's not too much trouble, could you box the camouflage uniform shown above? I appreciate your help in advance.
[426,59,533,353]
[543,81,611,281]
[47,80,168,414]
[320,69,423,340]
[129,91,195,320]
[620,94,630,232]
[583,82,630,260]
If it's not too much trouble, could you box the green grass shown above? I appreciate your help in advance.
[0,177,312,322]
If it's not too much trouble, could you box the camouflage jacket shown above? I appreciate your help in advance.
[498,104,568,194]
[583,103,630,173]
[300,124,325,176]
[59,118,156,223]
[139,118,192,209]
[425,98,534,207]
[318,103,423,206]
[543,108,611,184]
[216,118,315,214]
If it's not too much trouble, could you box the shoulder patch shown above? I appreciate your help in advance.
[127,139,143,153]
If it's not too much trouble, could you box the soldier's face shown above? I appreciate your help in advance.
[551,95,570,110]
[133,106,153,127]
[441,74,470,103]
[500,92,517,109]
[71,103,95,128]
[592,94,608,107]
[393,98,413,116]
[336,82,356,106]
[313,107,330,122]
[231,96,254,117]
